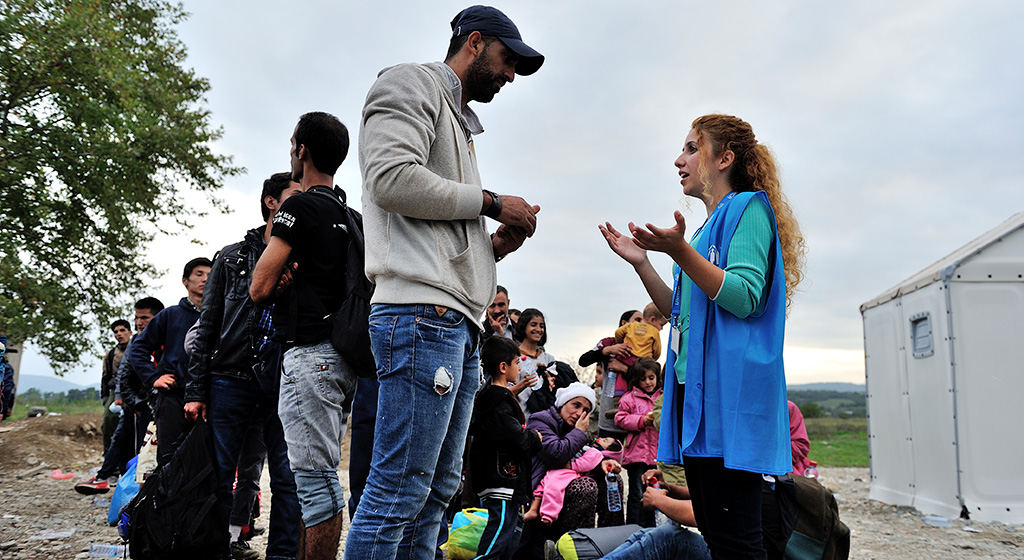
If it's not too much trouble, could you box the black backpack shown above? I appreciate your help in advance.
[304,186,376,377]
[122,420,221,559]
[763,474,851,560]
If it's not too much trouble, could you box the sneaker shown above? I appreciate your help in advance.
[544,539,563,560]
[74,477,110,495]
[231,540,261,560]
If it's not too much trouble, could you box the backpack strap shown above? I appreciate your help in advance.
[186,494,219,542]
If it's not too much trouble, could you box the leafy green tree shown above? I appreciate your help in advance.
[800,401,824,419]
[0,0,242,371]
[19,387,40,403]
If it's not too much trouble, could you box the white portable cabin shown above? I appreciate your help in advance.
[860,212,1024,524]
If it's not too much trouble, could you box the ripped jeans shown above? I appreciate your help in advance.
[279,341,356,526]
[345,303,480,560]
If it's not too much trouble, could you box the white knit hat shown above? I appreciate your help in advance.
[555,382,596,410]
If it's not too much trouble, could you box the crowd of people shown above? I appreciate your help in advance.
[65,4,814,560]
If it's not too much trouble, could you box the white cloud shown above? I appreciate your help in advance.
[784,346,865,385]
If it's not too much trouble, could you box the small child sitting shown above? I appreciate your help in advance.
[613,302,667,366]
[524,445,606,525]
[469,336,543,560]
[615,357,664,527]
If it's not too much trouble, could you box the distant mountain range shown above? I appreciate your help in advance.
[788,382,865,393]
[16,374,100,394]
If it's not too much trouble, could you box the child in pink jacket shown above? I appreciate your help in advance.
[615,357,663,527]
[524,446,605,525]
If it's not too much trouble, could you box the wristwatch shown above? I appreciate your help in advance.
[483,190,502,219]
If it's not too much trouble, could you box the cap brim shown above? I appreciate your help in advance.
[499,37,544,76]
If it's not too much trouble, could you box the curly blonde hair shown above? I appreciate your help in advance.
[692,114,806,307]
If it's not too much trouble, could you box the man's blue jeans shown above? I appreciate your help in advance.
[209,375,299,560]
[601,523,711,560]
[228,413,266,528]
[345,303,480,560]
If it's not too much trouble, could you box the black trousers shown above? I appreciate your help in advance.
[154,391,188,467]
[347,373,379,517]
[683,456,766,560]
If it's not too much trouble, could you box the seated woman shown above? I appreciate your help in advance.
[516,383,623,558]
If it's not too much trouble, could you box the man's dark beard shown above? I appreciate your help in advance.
[464,46,500,104]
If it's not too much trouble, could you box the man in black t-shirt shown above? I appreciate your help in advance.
[251,111,356,560]
[265,186,348,344]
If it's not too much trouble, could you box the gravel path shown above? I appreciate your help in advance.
[823,467,1023,559]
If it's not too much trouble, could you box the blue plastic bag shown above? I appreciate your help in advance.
[440,508,488,560]
[108,456,140,526]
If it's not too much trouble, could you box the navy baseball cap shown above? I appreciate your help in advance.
[450,5,544,76]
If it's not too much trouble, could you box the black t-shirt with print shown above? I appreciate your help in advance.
[270,185,348,346]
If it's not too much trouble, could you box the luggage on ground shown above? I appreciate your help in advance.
[121,420,221,559]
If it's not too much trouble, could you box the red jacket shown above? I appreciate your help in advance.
[615,387,662,466]
[789,400,811,475]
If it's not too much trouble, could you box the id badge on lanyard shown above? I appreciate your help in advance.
[670,267,684,357]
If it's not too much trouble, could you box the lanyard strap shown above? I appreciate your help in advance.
[669,190,737,329]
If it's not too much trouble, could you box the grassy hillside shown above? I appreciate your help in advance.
[11,386,105,417]
[805,417,868,467]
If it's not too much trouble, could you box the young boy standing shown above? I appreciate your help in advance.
[469,336,543,560]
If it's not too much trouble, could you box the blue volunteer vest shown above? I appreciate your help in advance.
[657,191,790,475]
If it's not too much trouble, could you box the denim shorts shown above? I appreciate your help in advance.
[278,341,356,524]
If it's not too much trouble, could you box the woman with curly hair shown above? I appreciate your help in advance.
[600,114,806,560]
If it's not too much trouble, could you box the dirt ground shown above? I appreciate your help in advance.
[1,413,1022,559]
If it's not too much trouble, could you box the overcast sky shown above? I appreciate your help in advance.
[19,0,1024,388]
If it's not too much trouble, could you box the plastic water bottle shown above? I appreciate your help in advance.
[605,471,622,513]
[650,480,672,526]
[533,363,548,389]
[603,370,617,398]
[803,460,819,479]
[921,515,953,528]
[89,544,126,557]
[654,510,672,526]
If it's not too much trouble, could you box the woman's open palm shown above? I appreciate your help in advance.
[600,222,647,266]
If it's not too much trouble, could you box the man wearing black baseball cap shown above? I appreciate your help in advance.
[450,5,544,76]
[348,5,544,560]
